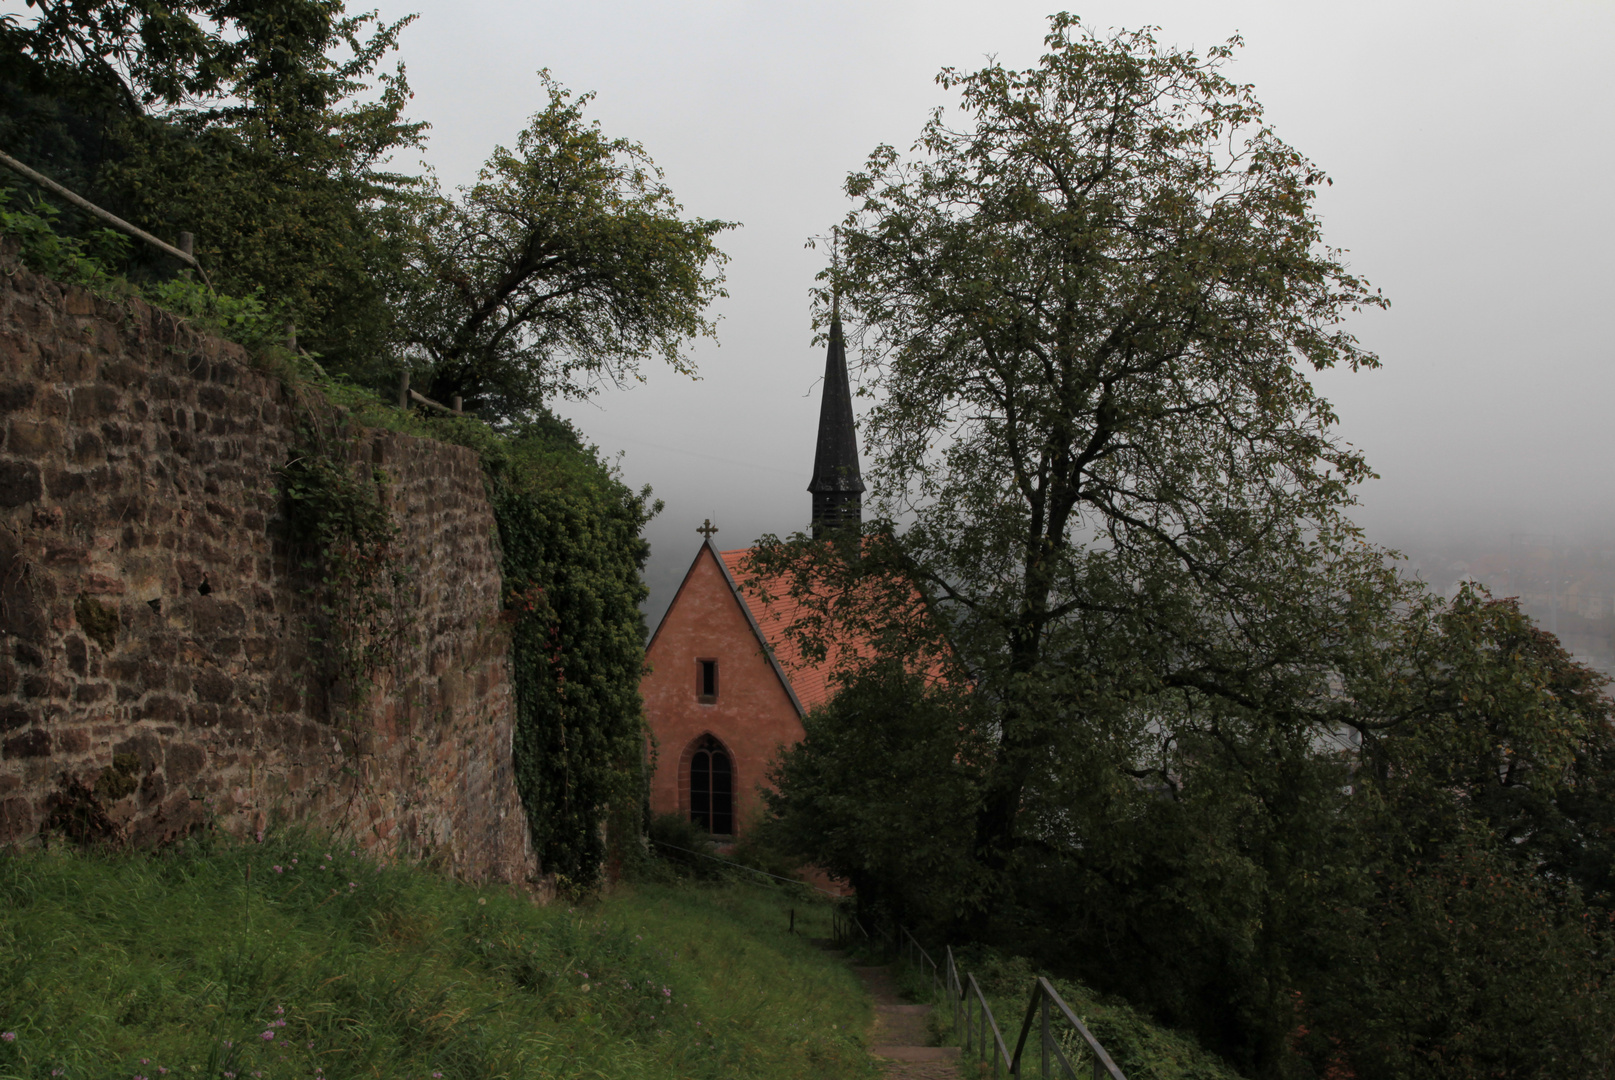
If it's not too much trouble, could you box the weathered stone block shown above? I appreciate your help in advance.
[0,460,42,507]
[3,728,50,759]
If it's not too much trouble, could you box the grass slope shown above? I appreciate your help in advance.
[0,832,877,1080]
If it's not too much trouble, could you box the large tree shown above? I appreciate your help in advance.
[748,15,1407,1074]
[395,76,736,419]
[756,13,1392,878]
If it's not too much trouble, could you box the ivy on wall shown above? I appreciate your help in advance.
[387,411,655,889]
[479,416,656,889]
[280,421,412,714]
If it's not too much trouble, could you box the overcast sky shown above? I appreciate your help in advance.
[362,0,1615,624]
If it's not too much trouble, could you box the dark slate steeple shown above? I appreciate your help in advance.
[808,294,864,539]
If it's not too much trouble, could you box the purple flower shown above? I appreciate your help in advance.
[272,866,283,874]
[0,1032,14,1042]
[260,1030,274,1041]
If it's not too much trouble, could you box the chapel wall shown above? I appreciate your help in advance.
[642,545,804,834]
[0,247,535,884]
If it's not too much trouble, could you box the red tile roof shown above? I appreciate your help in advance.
[719,547,843,711]
[718,546,950,713]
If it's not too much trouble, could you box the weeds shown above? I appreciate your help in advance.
[0,832,877,1080]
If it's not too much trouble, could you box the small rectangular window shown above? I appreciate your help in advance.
[697,659,718,703]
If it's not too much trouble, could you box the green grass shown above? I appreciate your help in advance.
[0,832,878,1080]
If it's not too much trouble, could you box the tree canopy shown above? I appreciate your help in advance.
[398,76,736,418]
[0,3,733,408]
[751,16,1615,1079]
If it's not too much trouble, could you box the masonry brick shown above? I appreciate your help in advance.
[0,244,533,887]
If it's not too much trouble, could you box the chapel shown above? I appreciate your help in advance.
[640,302,865,838]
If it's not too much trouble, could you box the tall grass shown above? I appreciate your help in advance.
[0,831,877,1080]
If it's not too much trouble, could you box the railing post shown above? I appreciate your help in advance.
[1041,994,1050,1078]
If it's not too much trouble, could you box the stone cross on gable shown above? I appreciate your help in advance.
[697,519,719,541]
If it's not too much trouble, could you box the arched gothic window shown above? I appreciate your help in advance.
[688,734,733,836]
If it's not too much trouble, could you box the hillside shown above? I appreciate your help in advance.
[0,835,877,1080]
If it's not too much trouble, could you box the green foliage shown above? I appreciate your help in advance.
[279,428,411,712]
[415,414,657,889]
[397,74,736,419]
[99,2,427,369]
[140,276,284,350]
[0,187,128,287]
[756,15,1615,1079]
[0,835,877,1080]
[760,661,988,927]
[0,183,288,353]
[1,0,429,369]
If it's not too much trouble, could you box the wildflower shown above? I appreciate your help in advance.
[260,1031,274,1041]
[348,882,357,888]
[160,1070,170,1076]
[581,984,590,992]
[1,1032,14,1042]
[291,859,298,865]
[222,1041,232,1048]
[272,866,283,874]
[142,1061,149,1065]
[274,1006,284,1015]
[135,1075,147,1080]
[433,1073,443,1078]
[325,854,332,860]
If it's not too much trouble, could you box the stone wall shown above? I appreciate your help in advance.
[0,249,536,885]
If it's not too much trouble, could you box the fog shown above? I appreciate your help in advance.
[356,1,1615,654]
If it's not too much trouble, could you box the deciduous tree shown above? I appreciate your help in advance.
[396,76,736,419]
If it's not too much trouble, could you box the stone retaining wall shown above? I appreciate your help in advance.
[0,248,535,884]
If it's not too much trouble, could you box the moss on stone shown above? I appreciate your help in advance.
[73,594,119,651]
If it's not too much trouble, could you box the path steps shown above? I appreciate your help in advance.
[856,964,961,1078]
[811,939,959,1079]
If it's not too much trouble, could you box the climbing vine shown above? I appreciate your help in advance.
[468,413,656,889]
[280,427,412,713]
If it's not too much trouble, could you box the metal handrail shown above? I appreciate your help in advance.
[1009,977,1128,1080]
[901,924,942,995]
[905,930,1128,1080]
[832,904,870,946]
[965,972,1015,1075]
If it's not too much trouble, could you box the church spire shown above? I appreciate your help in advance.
[808,288,865,539]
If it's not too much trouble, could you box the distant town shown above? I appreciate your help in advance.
[1402,535,1615,677]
